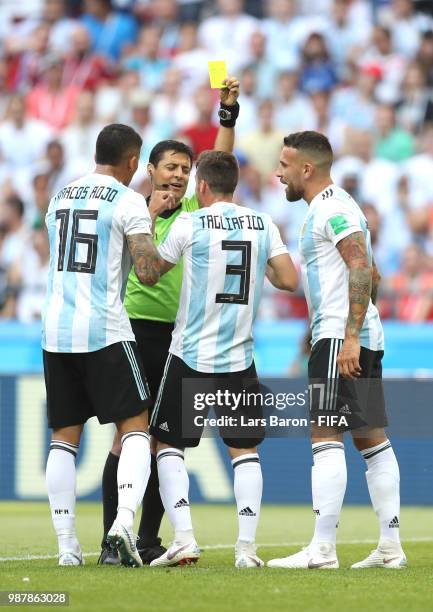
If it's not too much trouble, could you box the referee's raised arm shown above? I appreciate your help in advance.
[214,76,240,153]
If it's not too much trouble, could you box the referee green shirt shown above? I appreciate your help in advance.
[124,194,199,322]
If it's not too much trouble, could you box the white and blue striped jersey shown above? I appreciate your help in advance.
[158,201,288,373]
[299,185,384,351]
[42,173,152,353]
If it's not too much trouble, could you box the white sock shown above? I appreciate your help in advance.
[362,440,401,544]
[46,441,80,554]
[116,431,151,529]
[157,448,193,543]
[311,442,347,546]
[232,454,262,545]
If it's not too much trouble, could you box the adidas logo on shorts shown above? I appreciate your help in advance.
[239,506,256,516]
[159,422,170,432]
[389,516,399,528]
[174,498,189,508]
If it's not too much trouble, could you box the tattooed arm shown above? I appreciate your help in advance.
[126,234,174,286]
[336,231,372,378]
[371,256,381,305]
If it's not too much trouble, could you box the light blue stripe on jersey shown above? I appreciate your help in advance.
[303,214,323,340]
[215,205,243,372]
[244,215,270,367]
[57,190,92,352]
[88,182,125,351]
[182,214,210,370]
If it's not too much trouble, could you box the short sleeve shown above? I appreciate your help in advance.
[268,221,288,260]
[322,200,363,246]
[120,191,152,236]
[158,213,190,264]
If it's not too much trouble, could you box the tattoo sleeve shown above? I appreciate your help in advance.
[336,232,372,338]
[126,233,162,286]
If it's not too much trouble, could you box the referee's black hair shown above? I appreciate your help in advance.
[283,131,333,168]
[95,124,143,166]
[149,140,193,168]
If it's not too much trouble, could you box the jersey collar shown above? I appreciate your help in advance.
[309,184,336,211]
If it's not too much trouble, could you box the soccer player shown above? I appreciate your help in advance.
[268,131,406,570]
[43,124,175,567]
[143,150,298,568]
[99,77,242,565]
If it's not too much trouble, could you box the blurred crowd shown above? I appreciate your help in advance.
[0,0,432,323]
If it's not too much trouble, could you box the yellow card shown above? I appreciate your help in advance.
[208,61,228,89]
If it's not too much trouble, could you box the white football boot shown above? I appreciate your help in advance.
[107,521,142,567]
[150,540,200,567]
[59,550,84,566]
[235,541,264,568]
[351,539,407,569]
[268,542,339,569]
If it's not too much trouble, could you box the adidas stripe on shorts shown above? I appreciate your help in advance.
[43,341,152,428]
[308,338,388,432]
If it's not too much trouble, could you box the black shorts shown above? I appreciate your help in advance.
[308,338,388,432]
[149,354,265,449]
[43,341,152,429]
[130,319,174,407]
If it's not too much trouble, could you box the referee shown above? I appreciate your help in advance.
[99,76,241,564]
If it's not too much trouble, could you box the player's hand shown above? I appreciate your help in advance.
[220,76,240,106]
[149,190,176,217]
[337,336,362,379]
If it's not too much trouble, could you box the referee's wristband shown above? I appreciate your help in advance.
[218,102,239,128]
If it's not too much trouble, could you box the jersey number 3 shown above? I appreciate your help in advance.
[56,209,99,274]
[216,240,251,305]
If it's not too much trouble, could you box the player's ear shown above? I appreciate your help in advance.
[129,154,139,171]
[303,162,314,180]
[147,163,155,180]
[197,178,207,197]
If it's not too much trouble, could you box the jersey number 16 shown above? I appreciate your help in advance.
[55,209,99,274]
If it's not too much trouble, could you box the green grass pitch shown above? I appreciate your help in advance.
[0,502,432,611]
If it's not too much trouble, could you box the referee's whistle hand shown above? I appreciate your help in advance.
[149,190,176,216]
[220,77,240,106]
[337,338,362,379]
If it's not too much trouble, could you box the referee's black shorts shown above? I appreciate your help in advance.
[130,319,174,410]
[150,354,265,449]
[43,341,152,429]
[308,338,388,432]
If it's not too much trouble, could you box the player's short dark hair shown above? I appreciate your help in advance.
[148,140,193,168]
[283,131,333,169]
[95,124,143,166]
[196,150,239,195]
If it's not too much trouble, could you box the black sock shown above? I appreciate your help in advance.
[137,455,165,548]
[101,451,120,547]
